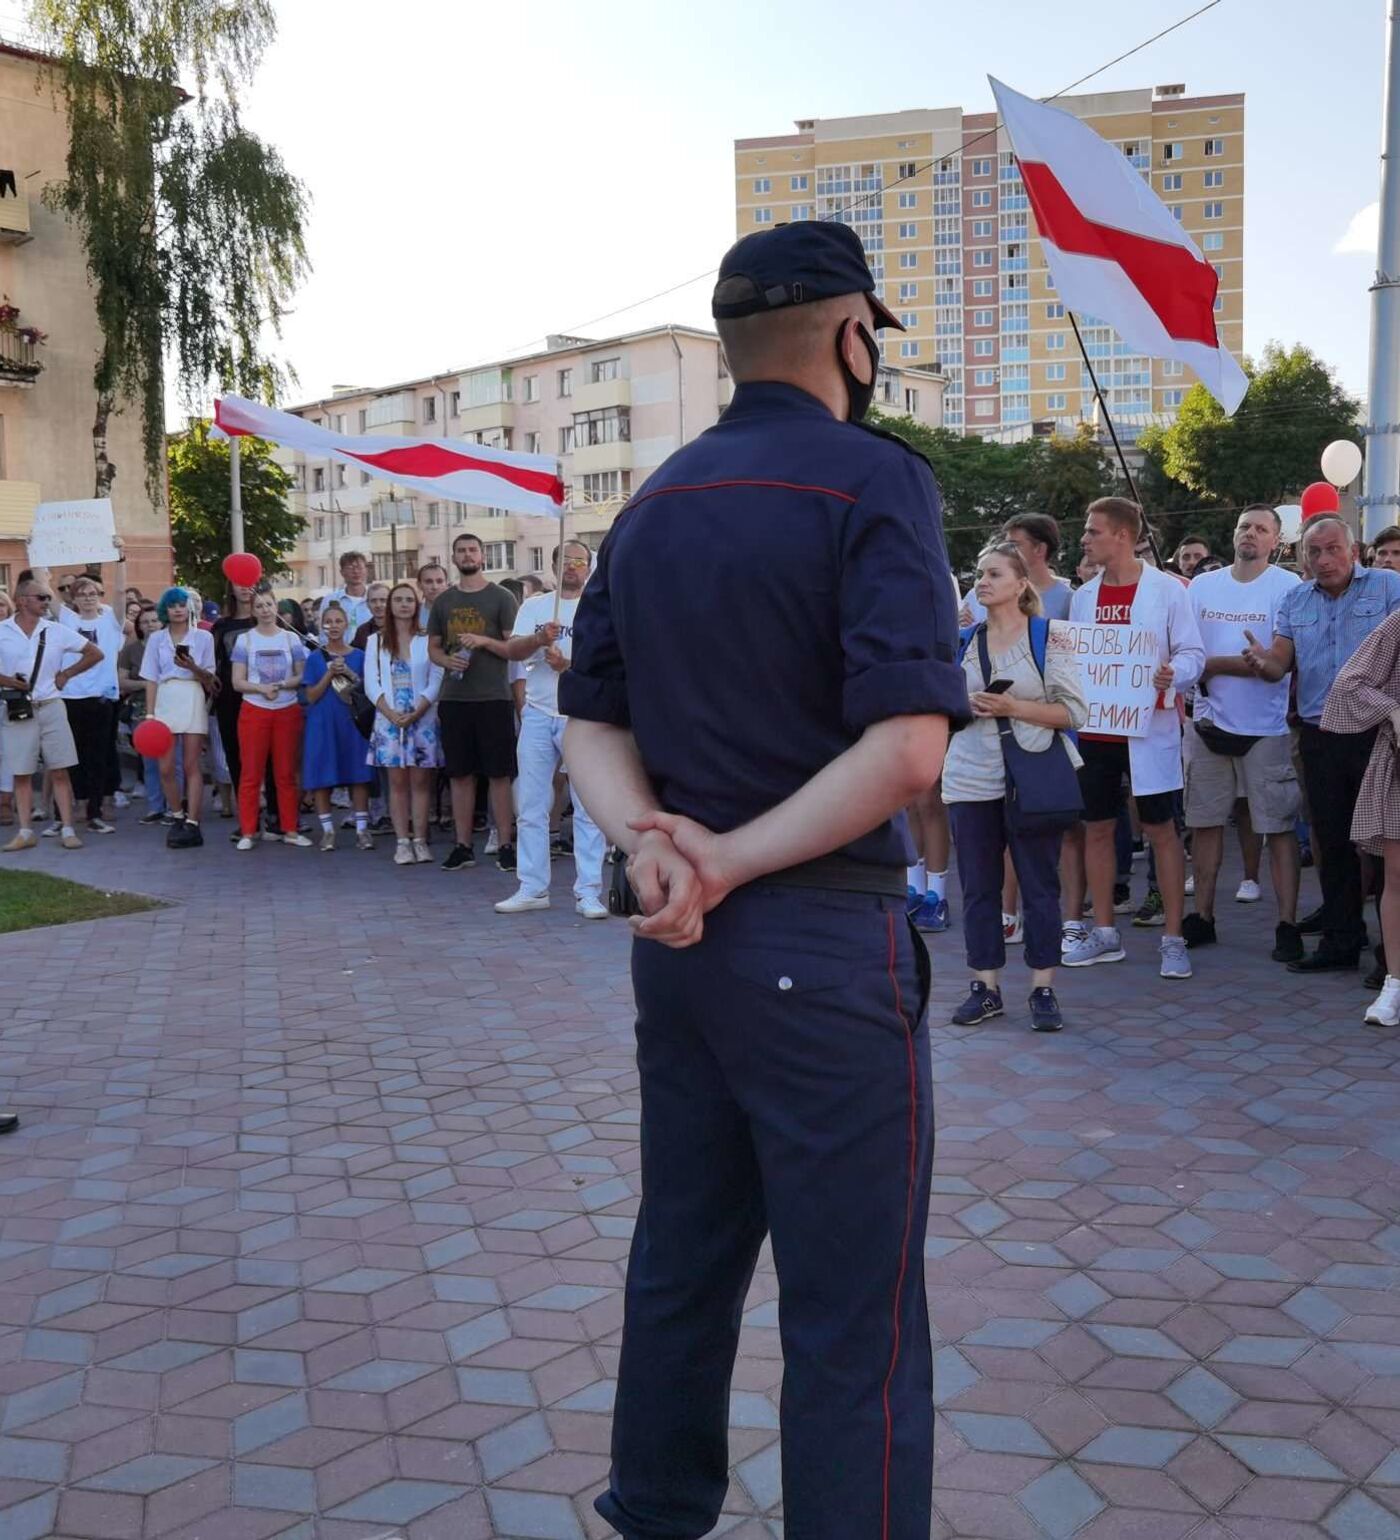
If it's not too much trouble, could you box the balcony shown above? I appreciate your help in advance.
[0,182,31,245]
[458,400,515,435]
[571,440,633,475]
[573,376,631,414]
[0,327,42,386]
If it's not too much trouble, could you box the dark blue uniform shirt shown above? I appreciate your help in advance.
[559,381,969,869]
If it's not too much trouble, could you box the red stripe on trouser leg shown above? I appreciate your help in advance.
[881,910,919,1540]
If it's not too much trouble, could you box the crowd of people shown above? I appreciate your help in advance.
[2,499,1399,1030]
[0,535,608,919]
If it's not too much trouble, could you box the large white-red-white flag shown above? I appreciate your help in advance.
[213,395,567,517]
[989,78,1248,415]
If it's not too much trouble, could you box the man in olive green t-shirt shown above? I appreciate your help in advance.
[427,533,520,872]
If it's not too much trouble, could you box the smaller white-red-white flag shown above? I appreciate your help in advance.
[990,78,1248,415]
[213,395,567,517]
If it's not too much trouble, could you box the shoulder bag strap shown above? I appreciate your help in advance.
[29,624,47,687]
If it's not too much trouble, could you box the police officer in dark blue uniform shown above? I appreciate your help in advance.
[559,219,968,1539]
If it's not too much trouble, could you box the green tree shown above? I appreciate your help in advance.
[1155,344,1361,507]
[31,0,308,505]
[168,419,299,597]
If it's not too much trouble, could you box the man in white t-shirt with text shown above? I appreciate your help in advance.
[494,541,607,918]
[1183,504,1303,961]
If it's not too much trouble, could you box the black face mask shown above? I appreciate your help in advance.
[836,320,881,422]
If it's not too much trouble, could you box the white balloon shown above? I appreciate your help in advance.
[1321,439,1364,487]
[1276,504,1303,543]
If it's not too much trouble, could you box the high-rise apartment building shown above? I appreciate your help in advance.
[735,84,1243,439]
[273,324,944,596]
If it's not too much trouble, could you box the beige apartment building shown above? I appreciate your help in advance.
[735,84,1243,440]
[275,323,945,596]
[0,42,170,596]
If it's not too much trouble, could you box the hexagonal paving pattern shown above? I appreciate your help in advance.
[0,827,1398,1536]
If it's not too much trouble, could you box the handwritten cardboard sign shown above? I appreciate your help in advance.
[27,498,120,568]
[1048,620,1161,739]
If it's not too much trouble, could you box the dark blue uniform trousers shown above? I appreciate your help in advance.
[594,885,934,1540]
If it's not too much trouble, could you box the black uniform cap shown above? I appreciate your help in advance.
[711,221,905,331]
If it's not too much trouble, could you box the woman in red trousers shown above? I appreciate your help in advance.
[230,588,312,849]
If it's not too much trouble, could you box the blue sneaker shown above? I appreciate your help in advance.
[1029,987,1063,1032]
[913,895,950,933]
[906,885,923,916]
[952,981,1004,1025]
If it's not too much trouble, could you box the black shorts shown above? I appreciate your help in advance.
[439,699,518,781]
[1076,737,1178,827]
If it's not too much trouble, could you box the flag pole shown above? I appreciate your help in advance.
[1067,310,1163,568]
[552,464,566,625]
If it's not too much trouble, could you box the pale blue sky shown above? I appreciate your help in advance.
[237,0,1383,405]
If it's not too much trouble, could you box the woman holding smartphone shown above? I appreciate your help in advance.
[139,587,216,849]
[942,543,1088,1032]
[302,601,374,850]
[230,588,310,851]
[364,582,442,865]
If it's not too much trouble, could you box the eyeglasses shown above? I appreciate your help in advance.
[561,557,589,568]
[29,592,52,602]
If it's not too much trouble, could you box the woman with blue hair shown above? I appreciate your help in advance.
[138,587,216,849]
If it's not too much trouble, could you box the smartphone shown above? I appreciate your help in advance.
[174,644,191,660]
[984,679,1014,695]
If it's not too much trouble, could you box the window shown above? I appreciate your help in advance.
[1199,233,1224,255]
[360,470,371,486]
[1046,302,1065,319]
[971,278,994,297]
[973,399,995,418]
[1163,360,1184,377]
[971,219,993,238]
[899,340,919,358]
[972,339,995,357]
[754,208,773,225]
[317,567,327,588]
[1214,294,1223,312]
[790,173,809,190]
[590,357,620,383]
[573,406,630,445]
[530,547,544,572]
[904,388,919,414]
[1205,137,1225,156]
[971,189,992,208]
[1162,172,1183,192]
[369,498,415,530]
[753,176,771,192]
[898,191,916,208]
[972,249,993,267]
[427,502,441,528]
[971,158,992,177]
[423,395,436,423]
[899,252,918,269]
[335,464,346,488]
[790,204,813,221]
[900,312,918,328]
[557,367,573,397]
[525,431,541,453]
[523,375,539,403]
[971,308,994,327]
[898,281,918,301]
[313,468,325,493]
[1046,333,1065,350]
[578,470,631,502]
[898,221,917,239]
[1162,142,1182,162]
[1046,363,1067,381]
[1047,394,1067,411]
[1170,205,1183,221]
[1204,201,1223,219]
[341,513,352,537]
[1204,169,1224,189]
[1163,388,1185,406]
[483,541,515,572]
[973,368,996,386]
[559,425,575,453]
[313,516,326,540]
[358,408,367,431]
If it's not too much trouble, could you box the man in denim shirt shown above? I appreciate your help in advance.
[1245,516,1400,971]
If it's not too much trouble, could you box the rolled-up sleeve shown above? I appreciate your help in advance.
[558,528,630,727]
[838,449,970,733]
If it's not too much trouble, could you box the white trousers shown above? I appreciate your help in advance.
[516,705,605,903]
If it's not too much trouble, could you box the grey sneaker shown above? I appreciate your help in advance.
[1061,926,1126,968]
[1160,935,1193,980]
[1061,920,1090,953]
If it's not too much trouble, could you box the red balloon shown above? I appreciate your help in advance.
[132,719,173,759]
[221,552,264,587]
[1300,481,1340,519]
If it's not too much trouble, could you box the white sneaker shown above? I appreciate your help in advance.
[394,839,414,865]
[495,890,550,914]
[236,836,255,852]
[1002,912,1023,946]
[484,828,500,855]
[129,784,146,800]
[1365,975,1400,1028]
[413,839,433,864]
[283,832,314,848]
[1184,874,1196,896]
[113,791,130,809]
[576,897,609,920]
[1235,879,1262,903]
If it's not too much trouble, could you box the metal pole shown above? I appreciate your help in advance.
[229,435,245,553]
[1364,3,1400,540]
[1068,311,1163,567]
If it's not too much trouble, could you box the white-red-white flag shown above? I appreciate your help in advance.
[213,395,567,517]
[990,78,1248,415]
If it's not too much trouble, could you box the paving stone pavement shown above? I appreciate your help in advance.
[0,825,1397,1539]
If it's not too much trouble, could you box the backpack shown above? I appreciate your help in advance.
[958,615,1050,680]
